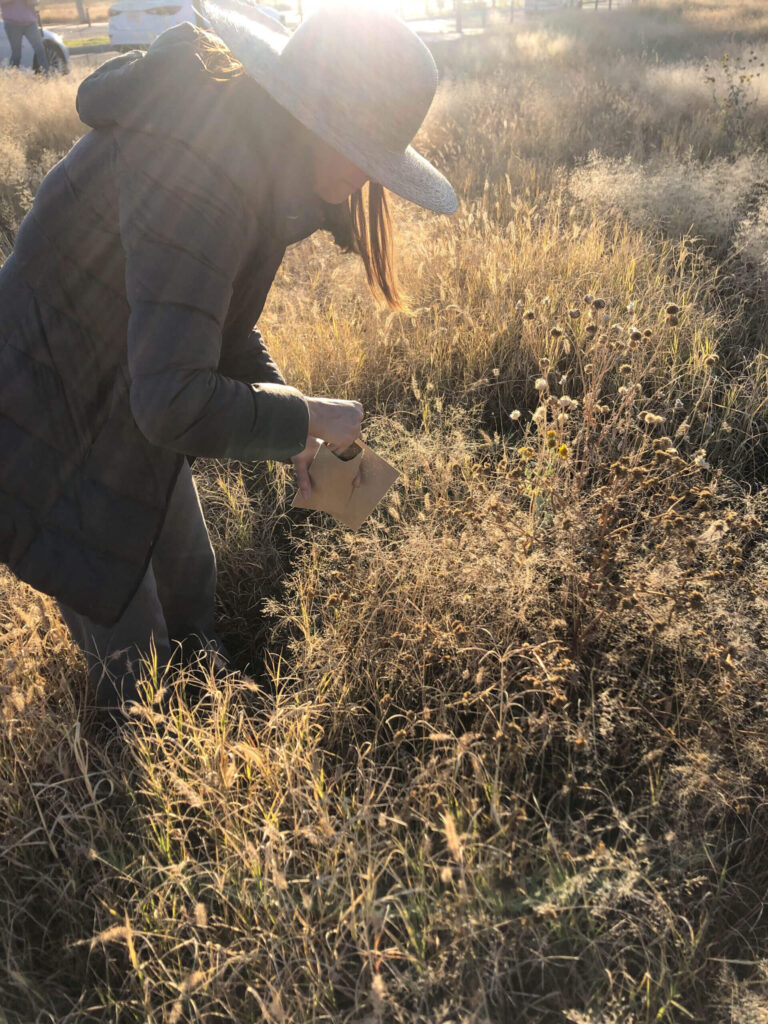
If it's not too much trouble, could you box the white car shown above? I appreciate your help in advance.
[0,25,70,73]
[108,1,285,50]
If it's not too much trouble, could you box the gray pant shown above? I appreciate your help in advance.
[58,462,216,708]
[3,20,49,71]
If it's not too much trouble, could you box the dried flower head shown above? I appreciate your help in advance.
[630,328,642,342]
[523,310,535,321]
[666,315,679,327]
[705,354,719,366]
[592,298,607,310]
[584,294,595,305]
[665,303,680,316]
[550,327,563,338]
[534,378,548,392]
[675,418,690,438]
[619,364,632,374]
[569,308,581,319]
[585,324,598,337]
[510,409,521,421]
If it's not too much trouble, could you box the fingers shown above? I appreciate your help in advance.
[295,462,312,499]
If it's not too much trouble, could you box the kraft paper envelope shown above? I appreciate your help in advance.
[291,440,399,530]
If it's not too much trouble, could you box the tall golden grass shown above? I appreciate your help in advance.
[2,2,768,1020]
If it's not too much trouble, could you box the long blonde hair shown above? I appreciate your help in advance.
[195,29,406,312]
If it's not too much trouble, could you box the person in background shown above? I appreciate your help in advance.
[1,0,49,71]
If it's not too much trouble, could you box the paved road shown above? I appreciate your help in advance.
[47,17,108,38]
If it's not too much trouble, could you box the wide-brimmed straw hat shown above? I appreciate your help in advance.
[202,0,458,214]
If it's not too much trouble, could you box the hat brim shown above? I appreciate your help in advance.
[203,0,459,215]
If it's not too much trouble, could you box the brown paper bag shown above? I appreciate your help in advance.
[291,440,399,530]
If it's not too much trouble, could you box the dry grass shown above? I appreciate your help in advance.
[2,2,768,1021]
[0,67,83,258]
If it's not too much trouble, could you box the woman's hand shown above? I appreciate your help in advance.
[292,435,323,499]
[293,397,364,499]
[305,397,363,451]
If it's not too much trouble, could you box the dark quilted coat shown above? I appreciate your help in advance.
[0,23,335,626]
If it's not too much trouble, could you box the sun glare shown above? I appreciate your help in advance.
[300,0,419,18]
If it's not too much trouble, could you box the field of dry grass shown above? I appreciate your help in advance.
[2,1,768,1021]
